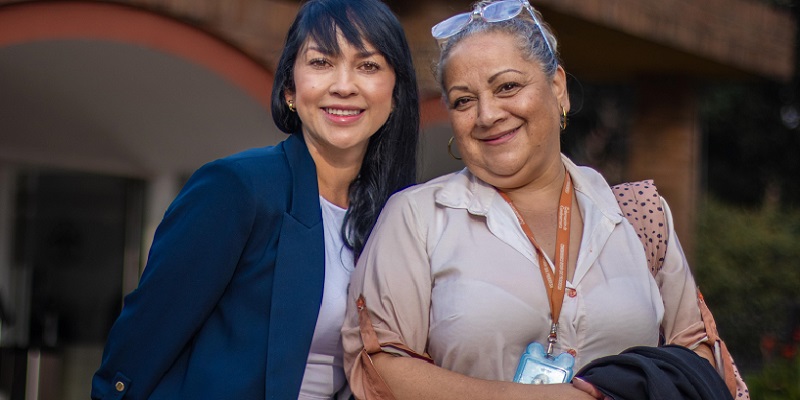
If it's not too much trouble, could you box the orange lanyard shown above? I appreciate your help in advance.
[498,171,573,356]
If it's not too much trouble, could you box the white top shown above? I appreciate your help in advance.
[299,197,354,400]
[343,156,706,397]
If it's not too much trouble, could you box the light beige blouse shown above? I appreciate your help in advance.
[342,156,706,393]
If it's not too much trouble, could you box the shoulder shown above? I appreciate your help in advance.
[214,142,292,177]
[384,170,461,209]
[176,137,312,215]
[197,135,312,190]
[370,178,443,233]
[562,155,626,218]
[563,156,613,195]
[375,169,483,236]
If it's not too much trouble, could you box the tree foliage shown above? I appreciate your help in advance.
[694,197,800,375]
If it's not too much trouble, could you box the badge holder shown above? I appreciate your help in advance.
[513,342,574,384]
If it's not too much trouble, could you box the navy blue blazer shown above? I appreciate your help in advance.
[92,133,325,399]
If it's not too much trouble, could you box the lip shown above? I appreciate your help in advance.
[322,106,365,124]
[479,127,518,145]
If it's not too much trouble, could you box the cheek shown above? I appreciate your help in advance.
[451,116,485,164]
[292,70,321,99]
[449,112,475,139]
[373,81,396,107]
[293,83,313,103]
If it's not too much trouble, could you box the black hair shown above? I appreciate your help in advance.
[271,0,419,259]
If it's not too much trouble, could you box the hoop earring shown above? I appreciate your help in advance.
[447,137,462,161]
[287,99,296,113]
[559,105,568,130]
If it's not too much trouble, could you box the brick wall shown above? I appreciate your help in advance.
[535,0,796,81]
[109,0,299,70]
[2,0,793,84]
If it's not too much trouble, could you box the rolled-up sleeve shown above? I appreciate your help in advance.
[342,191,433,397]
[656,198,707,349]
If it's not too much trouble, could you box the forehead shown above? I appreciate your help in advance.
[298,28,375,56]
[450,29,520,54]
[443,31,535,83]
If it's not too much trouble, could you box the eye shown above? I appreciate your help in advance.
[451,96,474,110]
[496,82,522,96]
[360,61,381,72]
[309,57,331,68]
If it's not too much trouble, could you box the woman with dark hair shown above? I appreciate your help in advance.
[91,0,418,398]
[271,0,419,256]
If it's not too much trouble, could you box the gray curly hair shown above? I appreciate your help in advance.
[434,1,561,95]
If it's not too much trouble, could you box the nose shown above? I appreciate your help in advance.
[329,67,358,97]
[475,97,505,128]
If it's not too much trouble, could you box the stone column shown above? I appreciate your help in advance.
[129,173,180,294]
[628,78,700,263]
[0,165,20,346]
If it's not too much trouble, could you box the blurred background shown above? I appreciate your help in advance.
[0,0,797,399]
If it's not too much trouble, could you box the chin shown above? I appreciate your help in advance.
[472,165,521,185]
[484,160,524,176]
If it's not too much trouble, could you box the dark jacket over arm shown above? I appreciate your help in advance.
[576,345,734,400]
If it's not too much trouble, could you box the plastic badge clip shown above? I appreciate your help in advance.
[513,342,575,385]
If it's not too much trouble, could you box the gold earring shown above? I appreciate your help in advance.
[287,99,296,113]
[447,136,462,161]
[559,105,568,130]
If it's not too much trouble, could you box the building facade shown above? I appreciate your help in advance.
[0,0,795,398]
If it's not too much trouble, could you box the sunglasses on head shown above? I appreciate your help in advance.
[431,0,555,59]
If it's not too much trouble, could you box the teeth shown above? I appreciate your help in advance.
[326,108,361,116]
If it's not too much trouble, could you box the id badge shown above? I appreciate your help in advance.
[513,342,575,384]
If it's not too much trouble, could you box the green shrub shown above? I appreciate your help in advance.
[694,197,800,398]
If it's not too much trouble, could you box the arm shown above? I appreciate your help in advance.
[92,160,256,399]
[371,352,596,400]
[342,192,595,400]
[656,198,715,367]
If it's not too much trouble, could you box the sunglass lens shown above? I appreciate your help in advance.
[432,12,473,39]
[483,0,523,22]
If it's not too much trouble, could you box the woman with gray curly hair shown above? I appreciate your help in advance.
[342,1,743,399]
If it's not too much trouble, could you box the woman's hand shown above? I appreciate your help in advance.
[572,377,612,400]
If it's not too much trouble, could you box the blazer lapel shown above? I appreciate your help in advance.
[265,134,325,398]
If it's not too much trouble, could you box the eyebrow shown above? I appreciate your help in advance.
[447,68,524,95]
[488,69,523,83]
[305,45,381,59]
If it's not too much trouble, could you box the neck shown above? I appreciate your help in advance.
[501,160,566,212]
[317,168,357,208]
[306,143,365,209]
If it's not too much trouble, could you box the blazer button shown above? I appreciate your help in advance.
[567,288,577,298]
[115,381,125,392]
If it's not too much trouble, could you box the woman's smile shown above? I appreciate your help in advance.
[479,126,519,145]
[323,106,365,124]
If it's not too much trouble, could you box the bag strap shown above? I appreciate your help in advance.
[610,180,668,277]
[697,290,739,395]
